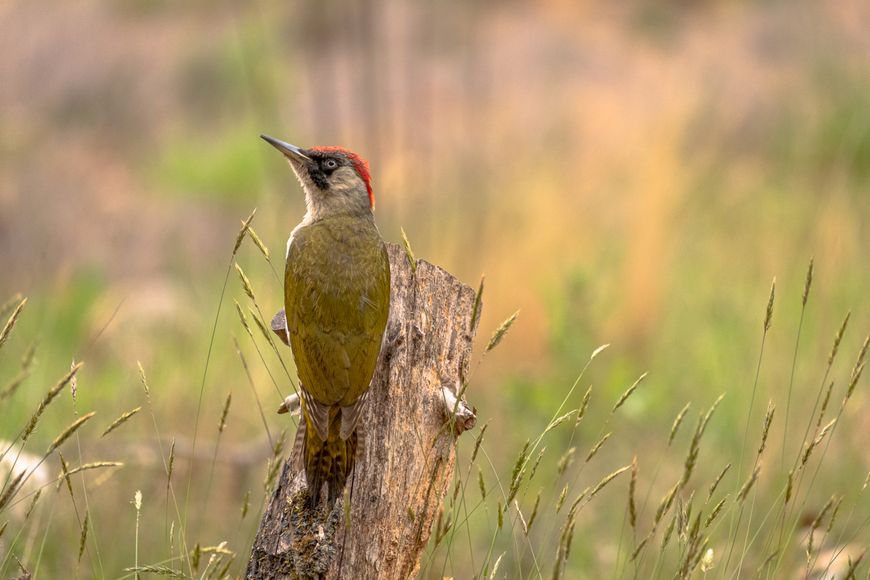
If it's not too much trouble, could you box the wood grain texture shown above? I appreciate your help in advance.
[247,243,479,579]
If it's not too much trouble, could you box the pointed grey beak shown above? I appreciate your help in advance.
[260,134,311,162]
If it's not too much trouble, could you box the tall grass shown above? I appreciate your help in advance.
[0,218,866,579]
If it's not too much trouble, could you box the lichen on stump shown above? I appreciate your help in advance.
[246,244,480,579]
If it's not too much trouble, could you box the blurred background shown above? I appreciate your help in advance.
[1,0,868,577]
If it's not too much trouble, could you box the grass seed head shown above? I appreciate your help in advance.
[485,310,520,353]
[526,491,541,534]
[585,432,611,463]
[233,209,257,255]
[0,297,26,351]
[764,278,775,331]
[612,372,647,413]
[400,227,417,272]
[246,225,271,261]
[736,465,761,503]
[101,406,141,438]
[22,362,84,443]
[708,463,731,498]
[802,258,814,306]
[47,411,96,454]
[668,402,691,446]
[78,512,89,562]
[757,401,775,456]
[234,263,256,301]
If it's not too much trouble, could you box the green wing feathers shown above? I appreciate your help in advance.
[284,217,390,505]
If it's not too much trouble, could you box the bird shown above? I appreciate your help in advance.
[261,135,391,509]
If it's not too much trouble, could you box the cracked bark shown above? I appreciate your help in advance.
[246,244,479,579]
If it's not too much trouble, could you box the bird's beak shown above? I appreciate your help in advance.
[260,134,311,162]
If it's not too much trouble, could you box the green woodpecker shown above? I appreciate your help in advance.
[262,135,391,508]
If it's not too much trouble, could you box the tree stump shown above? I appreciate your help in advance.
[246,244,479,579]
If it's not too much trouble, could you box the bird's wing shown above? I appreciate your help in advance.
[285,223,391,423]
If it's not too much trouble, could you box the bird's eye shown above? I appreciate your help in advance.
[324,159,338,169]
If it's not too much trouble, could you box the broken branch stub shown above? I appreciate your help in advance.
[247,243,480,579]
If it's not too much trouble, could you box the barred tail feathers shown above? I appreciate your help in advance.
[302,412,359,508]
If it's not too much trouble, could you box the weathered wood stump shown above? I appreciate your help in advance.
[246,244,479,579]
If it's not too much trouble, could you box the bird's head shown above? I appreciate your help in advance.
[261,135,374,219]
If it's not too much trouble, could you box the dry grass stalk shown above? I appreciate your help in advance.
[708,463,731,498]
[842,361,865,408]
[704,494,729,529]
[681,394,724,487]
[246,226,271,261]
[556,447,574,477]
[0,297,26,351]
[47,411,95,454]
[612,372,647,413]
[843,549,865,578]
[545,410,576,435]
[802,258,814,306]
[506,439,531,504]
[233,209,257,255]
[668,403,691,446]
[514,499,528,534]
[485,310,520,353]
[234,300,252,336]
[806,496,835,561]
[736,465,760,503]
[628,455,638,530]
[801,418,837,467]
[526,490,541,534]
[763,278,775,331]
[101,406,141,438]
[58,453,74,497]
[241,489,251,520]
[22,362,84,443]
[555,485,568,513]
[21,341,37,371]
[0,371,29,402]
[249,306,273,344]
[218,393,232,433]
[816,382,834,430]
[661,512,677,549]
[167,438,176,491]
[489,553,505,580]
[0,293,23,319]
[399,227,417,272]
[654,482,680,527]
[575,385,592,427]
[588,464,631,500]
[630,535,649,561]
[825,495,843,535]
[136,361,150,398]
[24,488,41,520]
[471,275,485,331]
[477,467,486,500]
[62,461,124,478]
[827,312,851,368]
[470,421,488,464]
[0,469,25,512]
[528,446,546,481]
[785,469,795,504]
[78,512,89,562]
[584,432,611,463]
[0,521,6,541]
[234,263,256,301]
[757,401,775,456]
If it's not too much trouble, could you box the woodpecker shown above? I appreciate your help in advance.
[261,135,391,509]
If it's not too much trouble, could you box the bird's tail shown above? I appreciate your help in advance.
[298,411,358,509]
